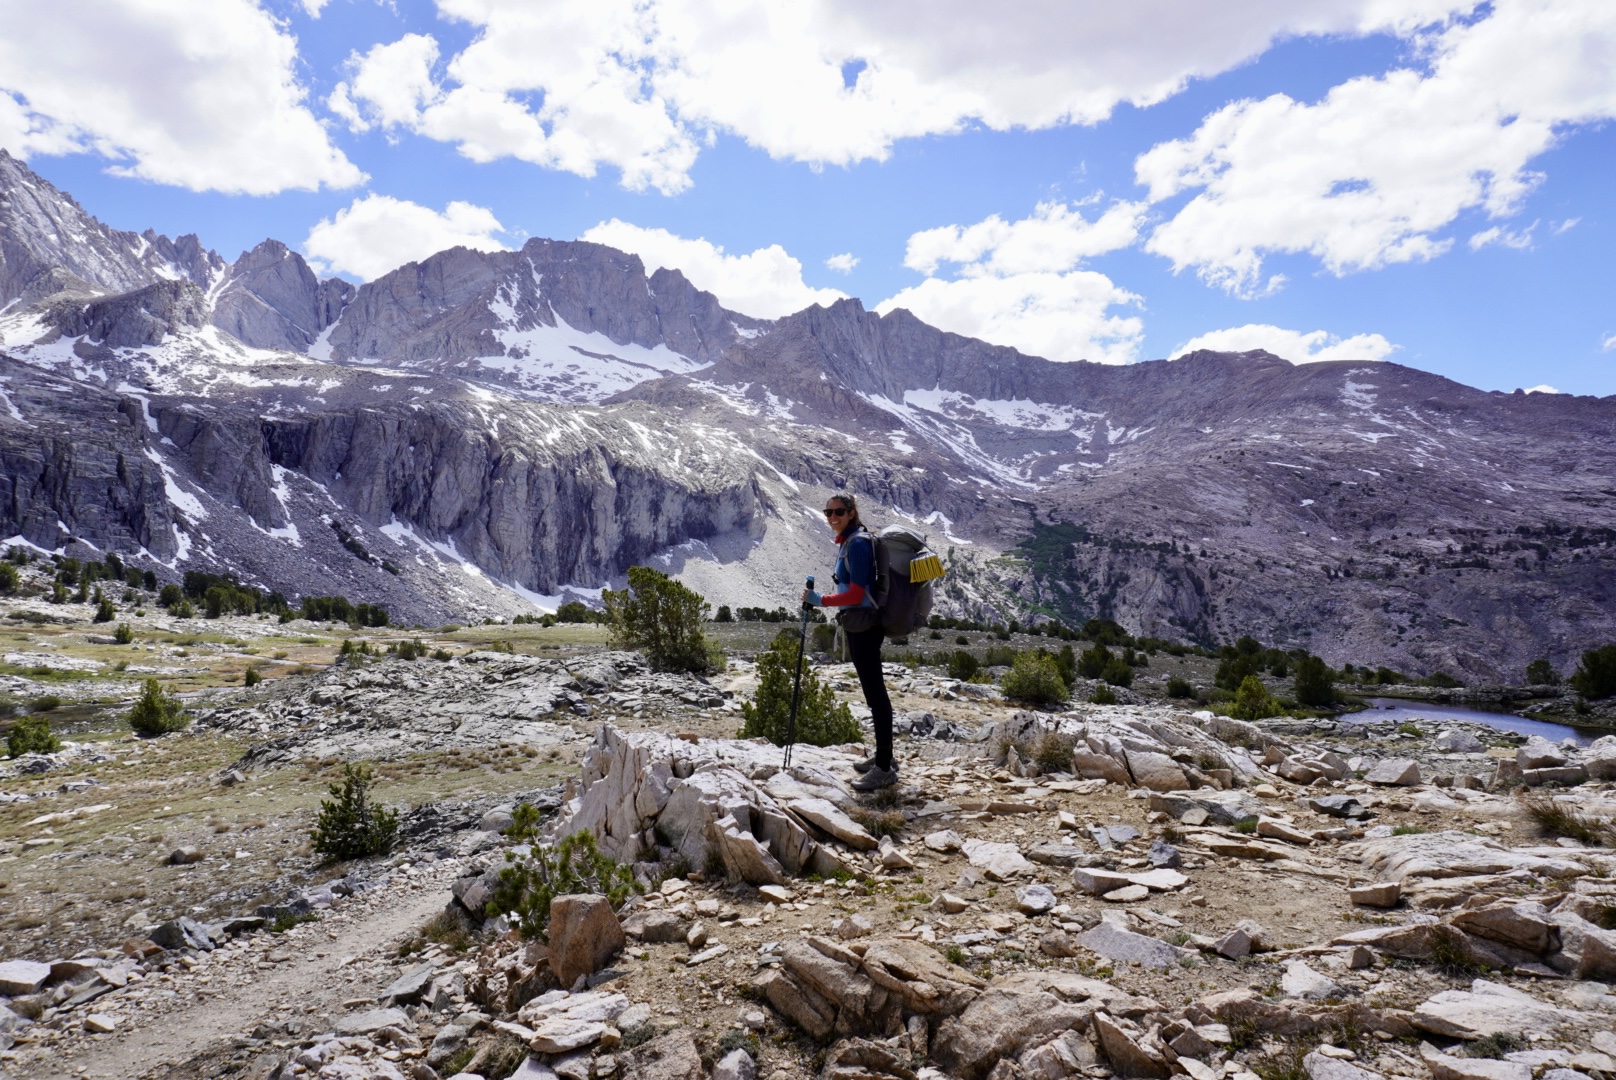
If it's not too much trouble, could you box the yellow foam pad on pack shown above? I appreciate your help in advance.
[908,553,945,583]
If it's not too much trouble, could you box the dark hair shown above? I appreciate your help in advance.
[826,493,863,533]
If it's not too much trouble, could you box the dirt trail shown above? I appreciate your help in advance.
[14,866,458,1080]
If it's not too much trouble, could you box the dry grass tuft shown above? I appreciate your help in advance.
[1519,792,1614,846]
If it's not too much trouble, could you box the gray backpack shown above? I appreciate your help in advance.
[872,525,942,637]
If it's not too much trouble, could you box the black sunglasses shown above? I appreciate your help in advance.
[823,507,850,517]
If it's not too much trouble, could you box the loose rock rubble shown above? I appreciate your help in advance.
[12,670,1616,1080]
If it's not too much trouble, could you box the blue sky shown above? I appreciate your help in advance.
[3,0,1613,395]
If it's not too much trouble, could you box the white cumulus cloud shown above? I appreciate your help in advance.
[326,0,1475,192]
[1172,324,1398,364]
[1469,223,1536,250]
[825,253,859,273]
[0,0,363,194]
[877,200,1147,364]
[304,195,509,280]
[1602,333,1616,352]
[1138,0,1616,295]
[580,220,846,319]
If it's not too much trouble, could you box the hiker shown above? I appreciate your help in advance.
[802,493,897,791]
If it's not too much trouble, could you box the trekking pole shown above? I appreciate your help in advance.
[783,575,814,769]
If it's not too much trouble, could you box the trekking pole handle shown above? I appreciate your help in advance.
[802,575,815,607]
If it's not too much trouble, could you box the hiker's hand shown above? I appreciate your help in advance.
[802,589,821,607]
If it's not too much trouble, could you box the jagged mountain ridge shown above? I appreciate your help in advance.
[0,150,1612,679]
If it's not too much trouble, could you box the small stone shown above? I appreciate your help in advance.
[1347,946,1375,970]
[337,1007,412,1036]
[833,914,874,940]
[936,893,969,914]
[1349,882,1402,908]
[1016,885,1057,915]
[1282,961,1344,1001]
[758,885,793,904]
[1180,807,1210,826]
[879,837,915,870]
[1104,885,1150,903]
[530,1018,607,1054]
[1148,840,1182,868]
[1252,784,1281,799]
[962,838,1033,880]
[686,923,709,949]
[1308,795,1368,819]
[1302,1050,1383,1080]
[168,846,203,865]
[713,1048,757,1080]
[1074,922,1183,971]
[924,830,964,853]
[623,909,689,944]
[742,1009,767,1031]
[1421,1043,1531,1080]
[695,899,721,917]
[1214,920,1270,960]
[83,1014,117,1034]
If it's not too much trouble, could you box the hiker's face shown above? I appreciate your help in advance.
[823,503,850,531]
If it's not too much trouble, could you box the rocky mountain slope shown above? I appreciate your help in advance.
[0,150,1612,679]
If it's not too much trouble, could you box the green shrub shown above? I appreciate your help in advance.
[1076,643,1111,679]
[7,714,61,757]
[127,678,188,736]
[244,668,262,687]
[311,762,399,861]
[1570,645,1616,700]
[1525,659,1559,686]
[0,562,17,594]
[947,649,980,681]
[715,604,733,623]
[1091,685,1117,705]
[28,695,62,712]
[1425,671,1464,689]
[488,806,640,939]
[171,598,195,618]
[113,622,134,645]
[1292,655,1336,706]
[603,566,716,674]
[1165,676,1195,698]
[1101,657,1135,687]
[94,597,115,623]
[1230,675,1282,721]
[158,583,182,607]
[740,630,860,747]
[811,623,837,653]
[1001,650,1070,706]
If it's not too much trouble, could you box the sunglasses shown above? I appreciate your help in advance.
[823,507,850,518]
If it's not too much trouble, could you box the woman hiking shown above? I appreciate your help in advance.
[802,493,897,792]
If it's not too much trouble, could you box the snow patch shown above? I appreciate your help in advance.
[143,448,208,521]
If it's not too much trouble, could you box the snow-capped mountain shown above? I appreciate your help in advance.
[1,150,1613,680]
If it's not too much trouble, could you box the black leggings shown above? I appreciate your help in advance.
[846,626,893,769]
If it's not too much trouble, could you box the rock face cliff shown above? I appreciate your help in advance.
[0,152,1612,678]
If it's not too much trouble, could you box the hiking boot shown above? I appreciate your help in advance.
[851,765,899,792]
[852,755,878,774]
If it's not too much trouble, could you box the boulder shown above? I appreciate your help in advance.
[1434,731,1486,753]
[1348,882,1401,908]
[614,1027,705,1080]
[1026,841,1088,866]
[1518,736,1569,770]
[0,960,52,996]
[1450,901,1558,954]
[821,1038,916,1080]
[1584,738,1616,781]
[713,1049,756,1080]
[1073,867,1134,896]
[148,917,218,951]
[1364,759,1421,786]
[1093,1012,1170,1079]
[933,973,1112,1080]
[1281,961,1343,1002]
[1547,911,1616,979]
[1016,885,1057,915]
[336,1007,412,1036]
[924,830,964,853]
[168,846,203,865]
[1125,750,1189,792]
[622,909,689,944]
[1148,840,1182,868]
[1073,922,1183,971]
[1148,791,1262,826]
[1412,981,1575,1039]
[790,798,878,851]
[859,938,985,1016]
[381,963,439,1006]
[1523,765,1589,787]
[1308,795,1369,819]
[547,895,625,987]
[1072,751,1132,786]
